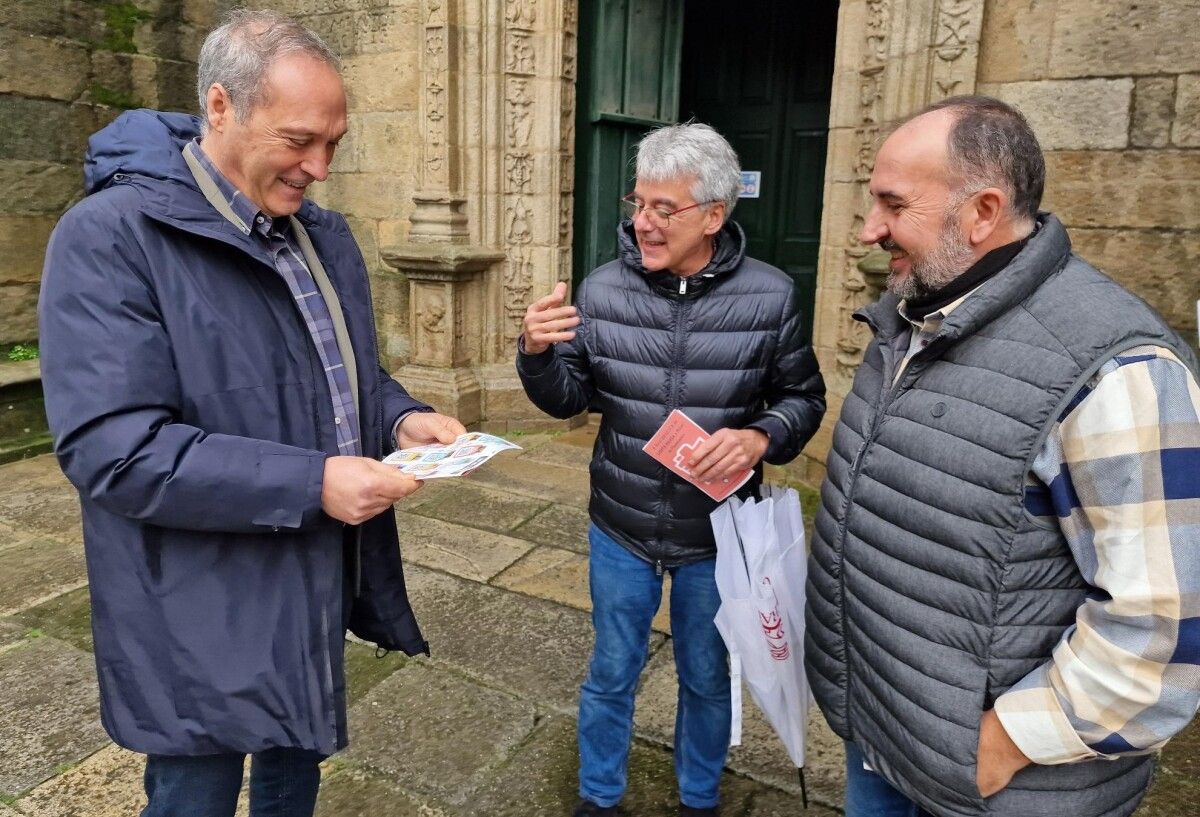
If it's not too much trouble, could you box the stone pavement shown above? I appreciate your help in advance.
[0,425,1196,816]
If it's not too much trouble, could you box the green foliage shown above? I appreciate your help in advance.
[100,2,152,54]
[91,84,145,110]
[6,343,39,362]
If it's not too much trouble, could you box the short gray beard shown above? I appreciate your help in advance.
[886,211,977,302]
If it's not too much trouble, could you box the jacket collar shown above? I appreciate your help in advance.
[616,219,748,297]
[856,213,1072,345]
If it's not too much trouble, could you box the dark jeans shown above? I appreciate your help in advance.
[845,742,935,817]
[141,747,325,817]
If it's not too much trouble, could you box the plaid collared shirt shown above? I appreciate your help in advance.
[899,298,1200,765]
[187,141,361,456]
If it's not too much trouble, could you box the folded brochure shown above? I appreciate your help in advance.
[382,431,521,479]
[642,409,752,502]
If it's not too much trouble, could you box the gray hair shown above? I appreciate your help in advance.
[196,9,341,127]
[914,95,1045,225]
[635,123,742,220]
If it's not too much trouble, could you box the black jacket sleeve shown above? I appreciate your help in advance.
[746,289,826,464]
[514,283,594,419]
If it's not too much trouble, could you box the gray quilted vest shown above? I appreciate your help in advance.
[806,214,1198,817]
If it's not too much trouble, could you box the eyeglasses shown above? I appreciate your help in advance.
[620,193,719,228]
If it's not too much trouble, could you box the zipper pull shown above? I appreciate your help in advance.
[655,560,664,577]
[678,277,687,295]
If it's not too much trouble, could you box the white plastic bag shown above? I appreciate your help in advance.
[711,485,809,770]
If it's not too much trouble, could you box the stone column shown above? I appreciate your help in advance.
[381,0,580,431]
[474,0,580,431]
[381,0,500,425]
[807,0,984,477]
[381,244,504,425]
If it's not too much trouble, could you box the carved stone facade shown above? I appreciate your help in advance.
[808,0,1199,477]
[14,0,1172,449]
[808,0,986,472]
[278,0,578,431]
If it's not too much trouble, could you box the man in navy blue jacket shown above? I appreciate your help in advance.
[38,11,462,816]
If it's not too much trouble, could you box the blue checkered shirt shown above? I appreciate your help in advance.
[187,141,361,456]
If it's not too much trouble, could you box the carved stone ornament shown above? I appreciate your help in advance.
[506,30,535,75]
[505,0,537,29]
[503,248,535,341]
[419,293,448,335]
[506,198,533,245]
[426,28,445,62]
[506,78,534,147]
[505,152,533,193]
[930,0,983,101]
[831,0,984,378]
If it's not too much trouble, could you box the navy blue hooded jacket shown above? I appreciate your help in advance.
[38,110,429,756]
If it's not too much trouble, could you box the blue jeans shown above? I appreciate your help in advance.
[141,748,325,817]
[845,742,935,817]
[578,524,730,809]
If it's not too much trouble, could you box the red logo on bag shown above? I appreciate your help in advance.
[759,577,790,661]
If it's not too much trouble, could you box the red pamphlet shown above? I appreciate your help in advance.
[642,409,753,502]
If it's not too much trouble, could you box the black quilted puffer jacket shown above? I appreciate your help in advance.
[517,221,826,567]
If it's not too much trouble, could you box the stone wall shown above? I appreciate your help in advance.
[0,0,230,346]
[978,0,1200,348]
[270,0,579,430]
[260,0,425,366]
[804,0,1199,479]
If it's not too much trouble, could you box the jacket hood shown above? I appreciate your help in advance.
[85,109,203,195]
[616,218,748,284]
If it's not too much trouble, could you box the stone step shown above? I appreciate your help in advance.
[0,432,53,467]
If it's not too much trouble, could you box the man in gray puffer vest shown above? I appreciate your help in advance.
[808,95,1200,817]
[517,123,826,817]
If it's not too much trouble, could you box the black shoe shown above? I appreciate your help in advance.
[679,806,719,817]
[572,799,619,817]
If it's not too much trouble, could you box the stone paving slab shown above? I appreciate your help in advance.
[344,640,408,707]
[520,439,593,472]
[746,786,840,816]
[407,481,549,534]
[0,617,28,650]
[13,586,92,653]
[0,636,108,798]
[633,643,846,810]
[10,745,143,817]
[492,545,671,635]
[468,457,591,509]
[405,564,644,712]
[556,423,599,449]
[510,504,591,553]
[396,510,534,583]
[1135,722,1200,817]
[344,662,538,808]
[468,716,579,816]
[315,765,450,817]
[0,534,86,617]
[0,458,81,544]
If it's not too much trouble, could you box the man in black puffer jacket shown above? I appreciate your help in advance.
[516,123,826,817]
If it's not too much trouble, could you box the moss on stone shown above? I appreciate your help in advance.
[90,85,144,110]
[343,641,407,706]
[13,586,93,653]
[1135,718,1200,816]
[99,3,151,54]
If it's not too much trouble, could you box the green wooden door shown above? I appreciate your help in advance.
[680,1,839,343]
[572,0,684,286]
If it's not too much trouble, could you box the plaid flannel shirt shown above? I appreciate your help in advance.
[899,297,1200,766]
[187,141,362,456]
